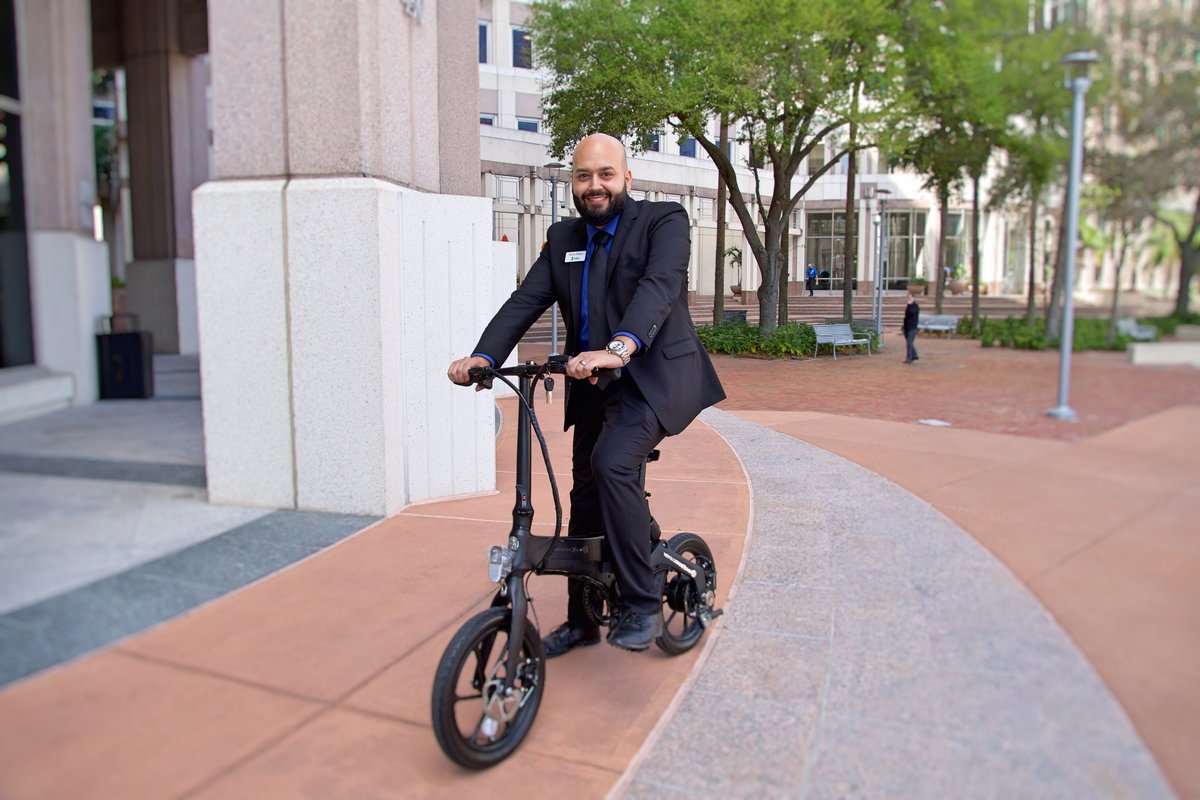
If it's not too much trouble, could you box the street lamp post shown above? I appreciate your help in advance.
[544,161,565,355]
[874,189,891,347]
[1048,51,1100,422]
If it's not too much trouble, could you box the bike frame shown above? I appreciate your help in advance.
[481,360,714,691]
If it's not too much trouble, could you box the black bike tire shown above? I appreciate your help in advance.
[654,532,716,656]
[431,607,545,769]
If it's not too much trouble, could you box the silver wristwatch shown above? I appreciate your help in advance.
[606,339,632,366]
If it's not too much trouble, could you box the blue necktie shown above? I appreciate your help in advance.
[585,230,611,351]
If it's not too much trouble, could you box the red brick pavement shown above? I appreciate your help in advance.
[711,334,1200,441]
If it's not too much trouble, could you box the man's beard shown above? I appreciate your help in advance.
[573,186,627,226]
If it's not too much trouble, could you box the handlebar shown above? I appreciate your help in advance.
[461,355,622,389]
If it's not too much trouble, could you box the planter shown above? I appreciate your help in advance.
[948,279,968,295]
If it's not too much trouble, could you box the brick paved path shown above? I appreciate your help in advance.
[712,335,1200,441]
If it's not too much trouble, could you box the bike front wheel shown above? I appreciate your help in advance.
[431,607,545,769]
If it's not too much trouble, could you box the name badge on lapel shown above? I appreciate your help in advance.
[565,250,586,263]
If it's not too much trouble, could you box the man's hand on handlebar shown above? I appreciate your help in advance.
[567,349,623,385]
[448,355,490,390]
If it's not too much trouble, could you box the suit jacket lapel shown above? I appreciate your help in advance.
[606,197,638,283]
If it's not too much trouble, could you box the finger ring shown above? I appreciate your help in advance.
[580,360,588,367]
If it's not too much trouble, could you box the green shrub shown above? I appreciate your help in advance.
[1141,314,1200,337]
[695,320,761,355]
[763,321,816,357]
[697,320,834,358]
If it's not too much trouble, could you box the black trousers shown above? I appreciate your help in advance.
[905,329,919,361]
[565,378,667,624]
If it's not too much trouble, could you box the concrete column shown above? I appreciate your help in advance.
[121,0,209,354]
[197,0,493,515]
[15,0,111,404]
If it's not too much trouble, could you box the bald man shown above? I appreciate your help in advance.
[448,133,725,654]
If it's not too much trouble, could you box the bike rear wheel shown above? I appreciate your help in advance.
[655,532,717,656]
[431,607,545,769]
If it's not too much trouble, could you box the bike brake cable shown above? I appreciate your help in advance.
[488,368,564,544]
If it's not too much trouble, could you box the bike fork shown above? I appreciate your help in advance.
[503,573,530,687]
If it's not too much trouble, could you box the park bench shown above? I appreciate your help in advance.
[812,323,872,359]
[1116,317,1156,342]
[917,314,958,335]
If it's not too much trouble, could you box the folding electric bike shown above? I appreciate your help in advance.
[431,356,721,769]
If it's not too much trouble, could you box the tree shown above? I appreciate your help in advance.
[712,117,729,325]
[887,0,1004,315]
[531,0,900,335]
[1098,4,1200,317]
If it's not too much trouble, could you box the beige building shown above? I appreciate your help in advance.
[2,0,507,515]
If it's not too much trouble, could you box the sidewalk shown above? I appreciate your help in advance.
[0,338,1195,797]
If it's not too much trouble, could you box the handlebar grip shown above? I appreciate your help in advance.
[592,366,622,381]
[463,366,493,389]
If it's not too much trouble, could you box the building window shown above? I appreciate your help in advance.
[698,197,715,220]
[516,118,539,133]
[512,28,532,69]
[480,115,495,126]
[808,143,826,174]
[493,174,522,204]
[643,132,660,152]
[883,211,928,288]
[943,212,967,283]
[806,212,849,288]
[478,23,489,64]
[679,136,697,158]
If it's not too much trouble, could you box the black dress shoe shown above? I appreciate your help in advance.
[542,622,600,658]
[608,611,662,652]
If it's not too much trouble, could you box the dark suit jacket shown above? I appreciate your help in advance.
[474,198,725,435]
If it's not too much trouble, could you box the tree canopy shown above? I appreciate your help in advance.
[531,0,899,333]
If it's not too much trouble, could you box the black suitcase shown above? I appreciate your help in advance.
[96,315,154,399]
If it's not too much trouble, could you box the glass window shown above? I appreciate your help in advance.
[881,210,927,289]
[944,212,967,281]
[698,197,715,220]
[805,212,851,288]
[808,144,826,174]
[478,22,489,64]
[516,118,539,133]
[512,28,532,69]
[479,115,495,126]
[679,136,697,158]
[494,175,522,204]
[643,133,660,152]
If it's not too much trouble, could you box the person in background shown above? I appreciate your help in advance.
[902,289,920,364]
[805,264,817,296]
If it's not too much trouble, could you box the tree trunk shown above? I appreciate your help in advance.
[712,118,729,325]
[841,147,857,322]
[1026,202,1038,323]
[1046,206,1068,341]
[777,224,790,327]
[970,174,981,332]
[756,237,783,336]
[1173,196,1200,318]
[1107,225,1131,345]
[935,189,948,315]
[1176,243,1197,318]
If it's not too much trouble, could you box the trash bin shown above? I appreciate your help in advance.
[96,314,154,399]
[723,309,748,324]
